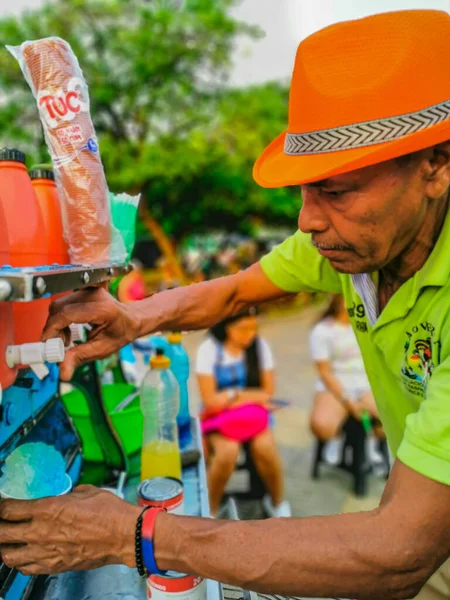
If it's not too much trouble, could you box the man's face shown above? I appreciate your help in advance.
[298,157,431,274]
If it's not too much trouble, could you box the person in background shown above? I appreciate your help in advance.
[310,295,382,441]
[116,259,147,303]
[196,308,291,518]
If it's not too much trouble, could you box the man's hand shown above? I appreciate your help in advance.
[0,485,141,575]
[42,288,143,380]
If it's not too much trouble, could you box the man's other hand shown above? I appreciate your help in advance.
[0,485,141,575]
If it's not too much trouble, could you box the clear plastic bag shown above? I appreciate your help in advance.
[7,37,112,265]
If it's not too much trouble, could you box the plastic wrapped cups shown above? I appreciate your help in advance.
[7,37,111,265]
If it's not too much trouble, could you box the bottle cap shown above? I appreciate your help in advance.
[29,168,55,181]
[167,332,182,344]
[150,348,171,369]
[0,148,26,163]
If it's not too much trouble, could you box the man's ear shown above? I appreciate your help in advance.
[424,141,450,200]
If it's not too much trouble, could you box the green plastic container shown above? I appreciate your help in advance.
[62,383,143,463]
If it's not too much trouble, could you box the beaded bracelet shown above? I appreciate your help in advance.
[135,507,150,577]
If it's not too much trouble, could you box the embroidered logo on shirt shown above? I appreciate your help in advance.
[401,322,437,396]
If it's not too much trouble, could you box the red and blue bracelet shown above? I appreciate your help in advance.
[135,506,167,576]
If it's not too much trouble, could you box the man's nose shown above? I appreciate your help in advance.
[298,190,329,234]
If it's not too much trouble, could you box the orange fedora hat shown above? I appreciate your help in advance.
[253,10,450,188]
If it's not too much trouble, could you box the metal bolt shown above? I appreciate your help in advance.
[0,280,12,301]
[82,272,90,284]
[35,277,47,296]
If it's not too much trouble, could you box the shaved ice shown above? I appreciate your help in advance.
[0,442,68,499]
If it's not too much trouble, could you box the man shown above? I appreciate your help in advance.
[1,9,450,600]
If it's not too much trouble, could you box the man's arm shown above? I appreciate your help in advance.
[133,262,287,333]
[42,263,289,380]
[153,460,450,600]
[1,460,448,600]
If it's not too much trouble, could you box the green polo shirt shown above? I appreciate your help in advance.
[260,210,450,485]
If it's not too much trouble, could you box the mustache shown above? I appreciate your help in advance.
[311,238,352,251]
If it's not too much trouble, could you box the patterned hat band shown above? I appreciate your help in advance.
[284,98,450,155]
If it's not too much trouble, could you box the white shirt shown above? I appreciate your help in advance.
[310,318,370,397]
[196,336,274,375]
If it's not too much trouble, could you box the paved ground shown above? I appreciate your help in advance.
[183,305,387,519]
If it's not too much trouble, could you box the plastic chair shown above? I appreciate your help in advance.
[311,416,390,496]
[226,442,267,502]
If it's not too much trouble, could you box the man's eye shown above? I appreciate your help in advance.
[324,190,345,198]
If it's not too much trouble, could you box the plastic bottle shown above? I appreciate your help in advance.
[0,149,48,265]
[140,349,181,481]
[0,193,17,390]
[0,149,50,344]
[119,343,139,385]
[132,335,171,377]
[30,168,69,265]
[361,410,372,434]
[167,332,192,448]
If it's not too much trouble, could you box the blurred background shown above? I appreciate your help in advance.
[0,0,447,516]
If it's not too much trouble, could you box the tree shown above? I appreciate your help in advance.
[139,82,300,237]
[0,0,300,238]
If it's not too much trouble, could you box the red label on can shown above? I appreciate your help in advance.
[147,573,205,600]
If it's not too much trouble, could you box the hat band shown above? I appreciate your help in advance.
[284,99,450,155]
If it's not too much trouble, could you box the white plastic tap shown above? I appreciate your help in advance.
[69,323,85,344]
[6,339,65,380]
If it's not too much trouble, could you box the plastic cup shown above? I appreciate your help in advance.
[0,473,73,500]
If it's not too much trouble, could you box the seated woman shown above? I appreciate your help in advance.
[310,295,383,440]
[196,308,291,518]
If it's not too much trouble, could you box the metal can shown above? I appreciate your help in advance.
[147,572,206,600]
[138,477,184,515]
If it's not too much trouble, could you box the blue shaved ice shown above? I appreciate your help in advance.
[0,442,68,499]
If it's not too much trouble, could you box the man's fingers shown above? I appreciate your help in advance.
[59,338,116,381]
[48,287,108,315]
[1,546,55,574]
[48,289,91,315]
[18,563,42,576]
[0,499,37,522]
[42,302,108,343]
[0,522,34,546]
[71,484,99,496]
[1,545,29,569]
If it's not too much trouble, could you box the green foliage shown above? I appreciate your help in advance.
[0,0,300,238]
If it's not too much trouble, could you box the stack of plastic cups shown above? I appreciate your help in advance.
[0,149,50,345]
[18,38,111,265]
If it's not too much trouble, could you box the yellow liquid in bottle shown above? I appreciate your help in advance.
[140,440,182,481]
